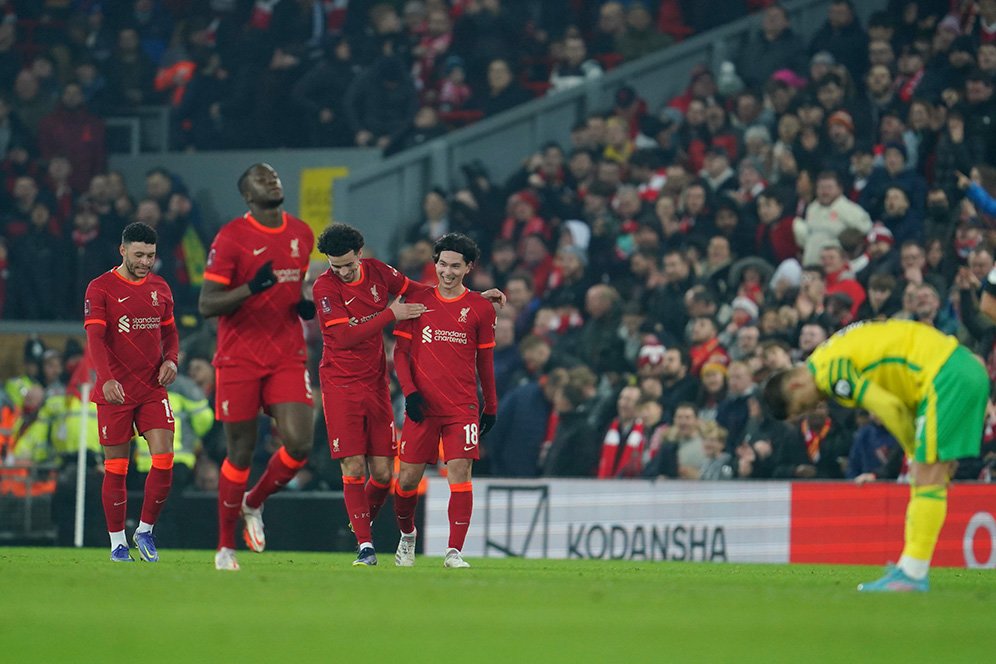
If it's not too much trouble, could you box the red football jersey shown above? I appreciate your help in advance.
[314,257,425,387]
[83,269,175,405]
[394,288,496,417]
[203,211,314,369]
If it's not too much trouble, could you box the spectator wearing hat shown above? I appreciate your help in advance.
[854,223,897,285]
[823,109,857,179]
[549,34,602,94]
[809,0,868,79]
[736,3,807,89]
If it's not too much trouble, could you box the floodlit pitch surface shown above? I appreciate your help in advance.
[2,548,992,662]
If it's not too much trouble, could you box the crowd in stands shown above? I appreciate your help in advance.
[5,1,996,492]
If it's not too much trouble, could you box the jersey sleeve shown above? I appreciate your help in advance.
[83,280,107,328]
[313,276,348,329]
[476,298,497,349]
[161,283,175,327]
[203,228,238,286]
[379,260,411,297]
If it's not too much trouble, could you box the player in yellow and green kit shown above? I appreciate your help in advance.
[762,320,989,592]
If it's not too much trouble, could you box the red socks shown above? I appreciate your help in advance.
[394,485,418,535]
[448,482,473,551]
[366,477,391,521]
[217,459,249,550]
[245,446,306,509]
[343,476,372,544]
[102,457,129,532]
[139,453,173,526]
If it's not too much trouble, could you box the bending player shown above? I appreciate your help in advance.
[84,222,179,563]
[199,163,316,571]
[762,320,988,591]
[392,233,498,568]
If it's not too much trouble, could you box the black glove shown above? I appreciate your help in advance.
[296,299,316,320]
[405,392,425,423]
[480,412,496,437]
[248,261,276,294]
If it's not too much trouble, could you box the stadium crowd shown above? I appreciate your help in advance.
[4,0,996,495]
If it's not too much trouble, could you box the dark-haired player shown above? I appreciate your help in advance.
[393,233,498,568]
[84,222,179,563]
[313,224,504,566]
[200,163,316,571]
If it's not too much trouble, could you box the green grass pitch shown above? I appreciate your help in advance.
[2,548,993,663]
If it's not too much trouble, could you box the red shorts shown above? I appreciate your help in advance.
[215,363,313,422]
[321,380,396,459]
[97,395,175,447]
[399,414,480,465]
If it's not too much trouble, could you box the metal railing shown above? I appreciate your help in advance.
[336,0,885,257]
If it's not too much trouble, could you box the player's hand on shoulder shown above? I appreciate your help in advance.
[481,288,506,308]
[389,297,427,321]
[405,392,425,422]
[248,261,276,294]
[158,360,177,387]
[103,379,125,405]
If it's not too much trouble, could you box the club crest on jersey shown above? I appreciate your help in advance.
[458,306,470,323]
[320,296,332,314]
[151,290,159,307]
[290,238,300,258]
[370,284,380,302]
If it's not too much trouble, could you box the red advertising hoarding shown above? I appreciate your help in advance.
[790,483,996,568]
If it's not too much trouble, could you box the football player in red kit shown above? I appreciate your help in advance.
[199,163,316,571]
[392,233,498,568]
[84,222,179,563]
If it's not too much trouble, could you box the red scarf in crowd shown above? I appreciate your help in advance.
[802,418,832,463]
[597,418,644,478]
